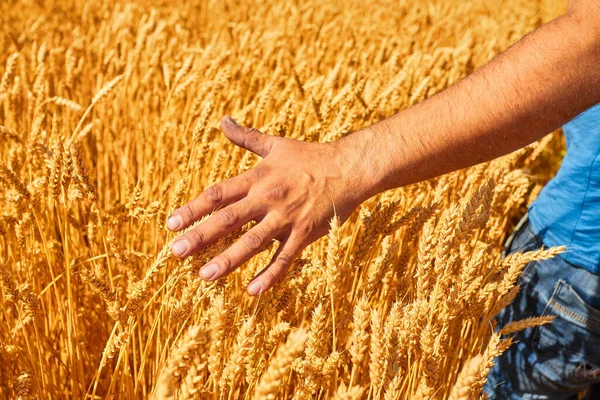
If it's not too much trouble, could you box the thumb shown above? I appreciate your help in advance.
[220,116,274,157]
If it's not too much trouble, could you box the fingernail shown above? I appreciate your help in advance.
[200,263,218,280]
[171,239,189,256]
[225,116,238,126]
[166,215,182,231]
[247,281,263,296]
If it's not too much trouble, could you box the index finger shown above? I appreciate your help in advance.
[167,171,255,231]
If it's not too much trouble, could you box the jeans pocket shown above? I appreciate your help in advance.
[532,280,600,390]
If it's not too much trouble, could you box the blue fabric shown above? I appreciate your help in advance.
[529,103,600,273]
[484,215,600,399]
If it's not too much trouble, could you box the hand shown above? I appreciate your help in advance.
[166,116,370,295]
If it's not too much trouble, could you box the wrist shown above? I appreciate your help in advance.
[332,127,393,203]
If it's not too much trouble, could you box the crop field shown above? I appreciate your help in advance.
[0,0,568,399]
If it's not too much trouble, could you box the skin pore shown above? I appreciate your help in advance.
[166,0,600,296]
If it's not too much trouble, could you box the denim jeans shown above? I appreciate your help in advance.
[483,214,600,399]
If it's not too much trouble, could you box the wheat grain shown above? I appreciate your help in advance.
[0,0,566,398]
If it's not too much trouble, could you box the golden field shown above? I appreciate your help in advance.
[0,0,568,398]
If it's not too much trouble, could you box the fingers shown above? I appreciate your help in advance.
[198,216,282,281]
[247,235,304,296]
[167,171,254,232]
[220,116,274,158]
[171,197,263,257]
[167,116,275,232]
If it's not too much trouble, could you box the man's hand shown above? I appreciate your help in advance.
[167,116,368,295]
[166,0,600,296]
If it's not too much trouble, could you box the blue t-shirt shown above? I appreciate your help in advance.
[529,103,600,273]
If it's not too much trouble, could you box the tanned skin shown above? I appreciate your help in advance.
[166,0,600,296]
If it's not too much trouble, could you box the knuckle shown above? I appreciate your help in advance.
[220,252,233,270]
[187,229,205,246]
[203,184,223,205]
[245,127,260,138]
[243,231,264,250]
[264,186,284,201]
[264,268,279,285]
[244,128,270,155]
[243,128,259,146]
[183,202,197,219]
[252,167,267,182]
[216,207,237,227]
[257,167,268,179]
[242,171,255,185]
[277,252,295,266]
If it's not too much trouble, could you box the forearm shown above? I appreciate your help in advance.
[342,7,600,198]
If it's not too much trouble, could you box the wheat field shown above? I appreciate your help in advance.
[0,0,569,399]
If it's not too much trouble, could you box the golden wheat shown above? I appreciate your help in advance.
[0,0,568,398]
